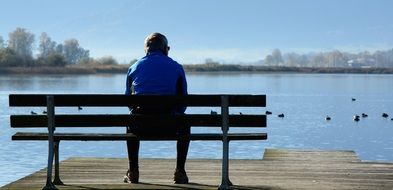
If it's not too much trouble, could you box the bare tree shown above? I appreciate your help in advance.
[55,44,63,54]
[310,53,326,67]
[326,50,347,67]
[286,53,299,67]
[264,54,274,65]
[39,32,56,58]
[264,49,283,65]
[0,36,4,49]
[63,39,78,64]
[63,39,89,64]
[8,27,35,59]
[272,49,283,65]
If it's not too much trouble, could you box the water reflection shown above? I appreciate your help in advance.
[0,73,393,186]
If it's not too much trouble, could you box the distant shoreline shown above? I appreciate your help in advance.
[0,65,129,75]
[1,65,393,75]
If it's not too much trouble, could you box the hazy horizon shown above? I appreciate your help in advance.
[1,0,393,64]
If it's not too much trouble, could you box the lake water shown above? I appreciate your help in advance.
[1,73,393,186]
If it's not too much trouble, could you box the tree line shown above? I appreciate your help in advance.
[0,27,122,67]
[263,48,393,68]
[2,27,393,69]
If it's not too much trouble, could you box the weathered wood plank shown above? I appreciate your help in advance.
[263,148,361,162]
[12,132,268,141]
[2,149,393,190]
[9,94,266,107]
[11,114,267,128]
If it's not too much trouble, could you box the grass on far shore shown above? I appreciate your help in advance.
[1,64,393,75]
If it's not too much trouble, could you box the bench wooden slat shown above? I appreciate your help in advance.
[11,114,266,128]
[12,132,268,141]
[9,94,266,107]
[9,93,267,189]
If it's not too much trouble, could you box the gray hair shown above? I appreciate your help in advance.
[144,33,168,53]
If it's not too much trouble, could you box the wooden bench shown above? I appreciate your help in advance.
[9,94,267,190]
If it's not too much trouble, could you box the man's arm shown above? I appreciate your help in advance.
[125,67,133,111]
[176,66,188,113]
[125,67,133,95]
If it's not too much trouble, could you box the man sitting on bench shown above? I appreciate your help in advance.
[124,32,190,184]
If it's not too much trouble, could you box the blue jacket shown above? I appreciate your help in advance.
[125,51,188,113]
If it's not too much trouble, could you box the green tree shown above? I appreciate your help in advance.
[46,53,67,66]
[0,48,22,66]
[97,56,118,65]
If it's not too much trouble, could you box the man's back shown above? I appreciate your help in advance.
[126,51,187,96]
[124,32,190,184]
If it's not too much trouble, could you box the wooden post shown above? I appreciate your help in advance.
[53,140,63,185]
[219,95,233,190]
[42,95,58,190]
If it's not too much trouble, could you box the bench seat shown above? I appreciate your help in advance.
[13,132,268,141]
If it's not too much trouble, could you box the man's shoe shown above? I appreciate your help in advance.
[123,169,139,184]
[174,169,189,184]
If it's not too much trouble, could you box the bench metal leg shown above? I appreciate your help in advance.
[43,96,58,190]
[43,143,57,190]
[53,140,63,185]
[219,137,233,190]
[219,96,233,190]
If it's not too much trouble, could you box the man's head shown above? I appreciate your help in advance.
[144,32,170,55]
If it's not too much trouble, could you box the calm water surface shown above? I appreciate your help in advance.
[1,73,393,186]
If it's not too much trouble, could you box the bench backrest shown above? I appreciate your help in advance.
[9,94,267,189]
[10,94,266,128]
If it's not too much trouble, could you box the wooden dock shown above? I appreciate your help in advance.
[2,149,393,190]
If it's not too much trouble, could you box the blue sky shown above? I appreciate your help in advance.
[1,0,392,63]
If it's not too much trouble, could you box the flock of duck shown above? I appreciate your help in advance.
[342,98,393,122]
[344,112,391,122]
[265,111,284,118]
[30,99,392,122]
[263,97,393,122]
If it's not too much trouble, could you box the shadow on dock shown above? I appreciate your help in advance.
[1,149,392,190]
